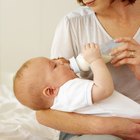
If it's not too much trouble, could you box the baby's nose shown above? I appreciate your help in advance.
[58,61,64,65]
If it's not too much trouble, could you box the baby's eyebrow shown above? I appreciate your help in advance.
[52,58,58,60]
[52,57,63,60]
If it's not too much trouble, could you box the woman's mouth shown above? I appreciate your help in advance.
[84,0,95,6]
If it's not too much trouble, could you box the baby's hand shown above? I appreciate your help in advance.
[82,43,102,64]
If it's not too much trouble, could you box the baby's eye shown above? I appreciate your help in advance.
[54,63,57,68]
[54,62,60,69]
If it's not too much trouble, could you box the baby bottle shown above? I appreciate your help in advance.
[69,40,123,73]
[100,40,124,63]
[69,54,90,73]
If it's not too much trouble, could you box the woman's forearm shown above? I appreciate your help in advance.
[36,109,140,139]
[36,109,102,134]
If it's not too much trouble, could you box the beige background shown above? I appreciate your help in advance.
[0,0,79,85]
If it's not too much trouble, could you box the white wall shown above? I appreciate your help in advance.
[0,0,79,85]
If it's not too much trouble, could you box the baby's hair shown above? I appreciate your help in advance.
[13,59,31,84]
[13,57,49,110]
[13,60,32,97]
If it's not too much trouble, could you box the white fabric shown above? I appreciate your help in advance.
[76,91,140,119]
[0,84,59,140]
[51,78,93,112]
[51,78,140,119]
[51,6,140,104]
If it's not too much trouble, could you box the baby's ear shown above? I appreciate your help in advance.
[43,87,58,97]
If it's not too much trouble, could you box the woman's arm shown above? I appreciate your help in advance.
[36,109,140,139]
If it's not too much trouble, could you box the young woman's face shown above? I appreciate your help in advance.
[83,0,113,13]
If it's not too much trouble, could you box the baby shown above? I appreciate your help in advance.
[13,43,140,118]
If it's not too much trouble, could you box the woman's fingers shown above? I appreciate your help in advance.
[114,37,138,45]
[111,38,140,67]
[111,50,135,64]
[111,42,137,56]
[111,38,139,57]
[111,57,137,67]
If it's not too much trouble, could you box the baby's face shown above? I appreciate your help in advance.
[45,57,77,86]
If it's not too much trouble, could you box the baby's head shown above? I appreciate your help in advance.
[13,57,76,110]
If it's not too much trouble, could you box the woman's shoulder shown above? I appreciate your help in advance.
[64,6,94,20]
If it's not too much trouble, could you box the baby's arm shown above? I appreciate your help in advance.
[82,43,114,103]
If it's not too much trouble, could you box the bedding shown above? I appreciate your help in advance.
[0,84,60,140]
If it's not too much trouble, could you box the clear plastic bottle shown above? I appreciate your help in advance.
[69,40,123,73]
[100,40,123,63]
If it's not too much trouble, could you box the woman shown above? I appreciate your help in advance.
[36,0,140,140]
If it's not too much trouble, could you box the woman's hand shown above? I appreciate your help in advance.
[111,37,140,80]
[112,118,140,140]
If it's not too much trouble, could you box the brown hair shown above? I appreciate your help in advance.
[77,0,136,6]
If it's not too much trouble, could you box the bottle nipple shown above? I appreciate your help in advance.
[69,54,90,73]
[76,54,90,71]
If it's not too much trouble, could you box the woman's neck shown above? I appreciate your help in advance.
[94,1,140,39]
[96,1,137,20]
